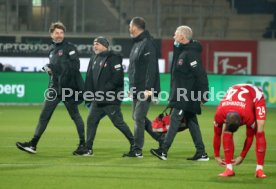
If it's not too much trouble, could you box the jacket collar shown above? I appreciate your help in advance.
[132,30,150,42]
[51,40,65,47]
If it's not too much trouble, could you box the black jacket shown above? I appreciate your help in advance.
[47,41,84,99]
[169,40,209,114]
[128,30,160,98]
[84,51,124,105]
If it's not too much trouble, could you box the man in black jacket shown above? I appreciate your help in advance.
[151,25,209,161]
[16,22,85,155]
[123,17,164,158]
[74,36,134,156]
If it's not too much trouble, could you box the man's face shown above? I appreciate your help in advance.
[51,28,64,43]
[129,21,136,38]
[173,30,183,43]
[93,42,107,54]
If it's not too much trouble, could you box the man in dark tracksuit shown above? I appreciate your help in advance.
[16,22,85,155]
[123,17,164,158]
[151,25,209,161]
[74,36,134,156]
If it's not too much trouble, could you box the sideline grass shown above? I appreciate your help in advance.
[0,105,275,189]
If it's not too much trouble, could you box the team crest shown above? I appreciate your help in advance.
[178,59,184,65]
[58,50,63,56]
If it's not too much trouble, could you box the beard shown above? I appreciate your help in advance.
[93,49,100,54]
[53,37,63,43]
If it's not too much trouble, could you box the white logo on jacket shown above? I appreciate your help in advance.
[190,61,197,67]
[144,52,150,56]
[69,50,75,55]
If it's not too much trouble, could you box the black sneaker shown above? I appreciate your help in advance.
[122,150,143,158]
[73,145,93,156]
[16,141,37,154]
[150,148,167,160]
[187,152,209,161]
[78,149,93,156]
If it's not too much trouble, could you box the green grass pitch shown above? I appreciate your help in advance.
[0,105,275,189]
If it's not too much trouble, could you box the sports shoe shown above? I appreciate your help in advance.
[186,152,209,161]
[255,169,267,178]
[16,141,37,154]
[218,168,235,177]
[122,150,143,158]
[78,149,93,156]
[150,148,167,160]
[73,145,93,156]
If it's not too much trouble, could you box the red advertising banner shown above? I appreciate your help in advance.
[161,39,257,74]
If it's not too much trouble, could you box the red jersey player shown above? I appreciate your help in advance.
[213,84,267,178]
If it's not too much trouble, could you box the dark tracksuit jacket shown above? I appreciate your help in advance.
[169,40,209,114]
[84,50,134,150]
[47,41,84,99]
[161,40,209,153]
[128,30,160,98]
[84,50,124,105]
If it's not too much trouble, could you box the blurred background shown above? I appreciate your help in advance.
[0,0,275,106]
[0,0,276,38]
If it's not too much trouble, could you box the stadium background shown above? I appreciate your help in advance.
[0,0,276,189]
[0,0,276,106]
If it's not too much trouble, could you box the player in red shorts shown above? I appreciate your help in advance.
[213,84,267,178]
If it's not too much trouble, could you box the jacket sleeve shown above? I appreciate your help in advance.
[47,53,61,75]
[143,41,158,90]
[47,62,60,75]
[187,52,209,103]
[84,56,95,92]
[67,44,80,72]
[104,55,124,91]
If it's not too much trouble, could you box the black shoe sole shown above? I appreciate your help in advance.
[73,153,93,156]
[186,156,209,161]
[16,142,36,154]
[122,154,143,158]
[73,151,93,156]
[150,149,167,160]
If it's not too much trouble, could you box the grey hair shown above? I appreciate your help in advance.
[176,25,193,40]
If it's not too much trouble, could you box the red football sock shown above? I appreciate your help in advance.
[223,132,234,164]
[255,132,266,165]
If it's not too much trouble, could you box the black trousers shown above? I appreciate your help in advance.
[86,103,134,150]
[161,108,206,154]
[32,97,85,146]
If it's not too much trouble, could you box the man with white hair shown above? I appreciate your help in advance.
[151,26,209,161]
